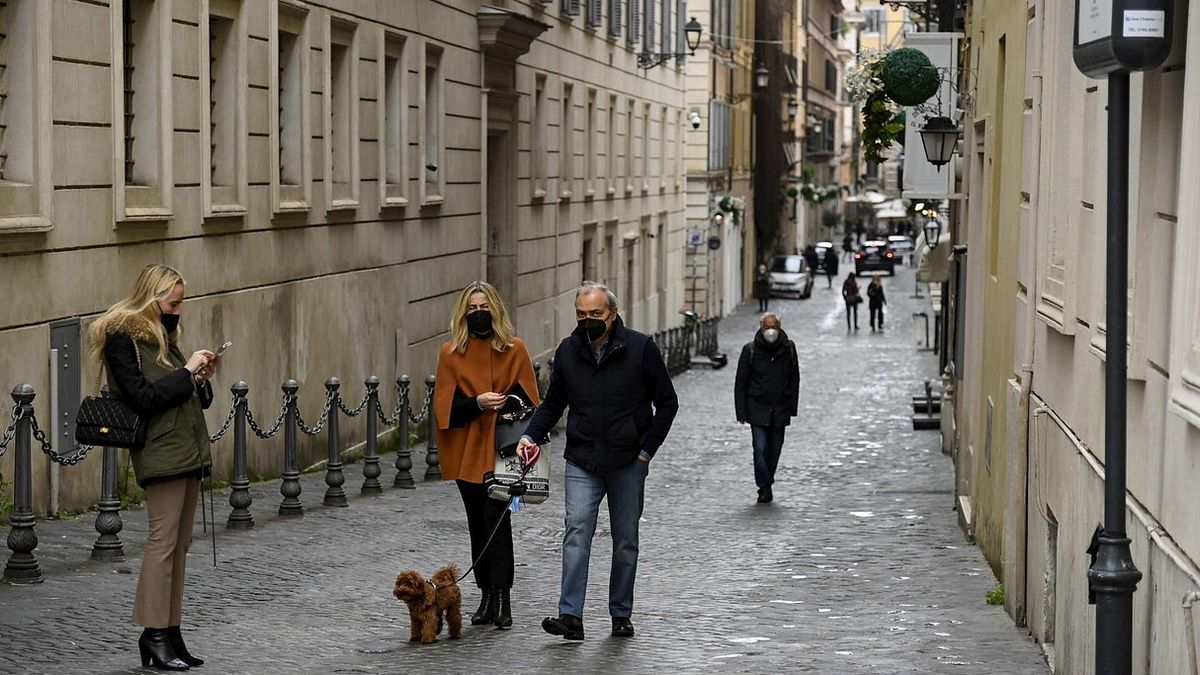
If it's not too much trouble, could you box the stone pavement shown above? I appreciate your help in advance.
[0,264,1048,675]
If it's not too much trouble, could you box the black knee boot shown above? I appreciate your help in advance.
[471,587,496,625]
[494,588,512,629]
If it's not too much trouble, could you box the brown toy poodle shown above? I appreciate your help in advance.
[392,565,463,644]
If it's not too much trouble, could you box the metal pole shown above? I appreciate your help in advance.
[4,385,42,584]
[278,379,303,517]
[423,375,441,481]
[361,376,382,495]
[227,381,253,529]
[1089,70,1141,675]
[393,376,415,488]
[323,378,348,507]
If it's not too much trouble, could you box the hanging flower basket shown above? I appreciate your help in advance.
[880,48,940,107]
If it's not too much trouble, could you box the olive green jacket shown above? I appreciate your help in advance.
[103,325,212,487]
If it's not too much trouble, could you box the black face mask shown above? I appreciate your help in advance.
[466,310,494,338]
[578,317,609,343]
[160,313,180,333]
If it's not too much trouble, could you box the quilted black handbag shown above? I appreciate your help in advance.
[75,346,145,450]
[75,395,145,450]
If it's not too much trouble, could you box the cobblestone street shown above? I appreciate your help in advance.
[0,265,1048,674]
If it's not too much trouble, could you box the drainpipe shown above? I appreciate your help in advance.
[1186,592,1200,675]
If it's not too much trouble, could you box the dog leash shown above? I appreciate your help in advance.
[452,444,541,586]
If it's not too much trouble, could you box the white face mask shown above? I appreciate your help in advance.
[762,328,780,344]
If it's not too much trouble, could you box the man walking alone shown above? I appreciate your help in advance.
[519,282,679,641]
[734,313,799,503]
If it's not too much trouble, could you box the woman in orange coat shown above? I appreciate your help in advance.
[434,281,540,630]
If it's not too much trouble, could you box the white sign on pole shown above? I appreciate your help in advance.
[1078,0,1113,44]
[686,227,703,247]
[1123,10,1165,37]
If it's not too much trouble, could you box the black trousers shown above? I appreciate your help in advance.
[870,304,885,329]
[846,301,859,329]
[757,297,769,311]
[456,480,514,589]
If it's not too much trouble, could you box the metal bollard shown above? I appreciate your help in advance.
[4,385,43,584]
[361,377,383,495]
[423,375,441,481]
[278,379,303,517]
[393,376,415,489]
[226,381,254,529]
[91,385,125,561]
[322,378,348,507]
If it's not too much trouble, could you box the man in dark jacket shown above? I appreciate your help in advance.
[734,313,800,503]
[519,282,679,641]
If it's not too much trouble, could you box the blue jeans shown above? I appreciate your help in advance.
[559,459,649,620]
[751,424,786,489]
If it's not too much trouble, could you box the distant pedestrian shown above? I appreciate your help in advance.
[803,245,819,276]
[867,276,887,331]
[842,272,861,331]
[753,263,771,312]
[89,264,217,670]
[842,233,855,262]
[734,313,799,504]
[519,282,679,641]
[433,281,540,630]
[823,248,839,289]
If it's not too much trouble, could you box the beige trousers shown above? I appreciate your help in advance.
[133,477,199,628]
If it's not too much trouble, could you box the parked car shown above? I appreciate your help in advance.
[887,235,915,263]
[769,255,814,299]
[855,240,896,276]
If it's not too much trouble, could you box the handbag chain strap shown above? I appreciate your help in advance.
[93,336,144,397]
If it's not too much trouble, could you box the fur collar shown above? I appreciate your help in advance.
[107,315,174,345]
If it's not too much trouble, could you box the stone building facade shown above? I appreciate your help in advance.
[0,0,691,511]
[950,0,1200,671]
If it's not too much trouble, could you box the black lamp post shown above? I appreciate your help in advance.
[639,17,704,69]
[918,116,962,171]
[1072,2,1172,674]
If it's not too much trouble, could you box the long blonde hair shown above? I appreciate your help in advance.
[449,281,516,354]
[89,264,186,368]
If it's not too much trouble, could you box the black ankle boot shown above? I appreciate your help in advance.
[471,587,496,625]
[139,628,189,671]
[167,626,203,667]
[494,588,512,629]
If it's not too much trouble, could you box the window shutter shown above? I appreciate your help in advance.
[628,0,640,45]
[609,0,623,36]
[644,0,656,52]
[675,0,686,65]
[562,0,580,17]
[662,0,671,54]
[587,0,602,27]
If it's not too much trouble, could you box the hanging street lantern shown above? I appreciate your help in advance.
[755,64,770,89]
[919,116,962,171]
[924,218,942,250]
[787,98,799,119]
[684,17,703,53]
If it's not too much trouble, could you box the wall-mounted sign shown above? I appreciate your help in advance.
[707,236,722,251]
[1074,0,1172,78]
[686,227,703,247]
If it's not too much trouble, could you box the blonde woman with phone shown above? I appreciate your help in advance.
[88,264,216,671]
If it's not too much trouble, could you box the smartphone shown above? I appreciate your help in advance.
[216,341,233,357]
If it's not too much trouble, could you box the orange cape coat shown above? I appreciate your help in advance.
[434,336,540,483]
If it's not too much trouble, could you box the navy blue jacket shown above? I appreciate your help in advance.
[522,317,679,474]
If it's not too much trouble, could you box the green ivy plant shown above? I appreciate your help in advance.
[861,93,906,164]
